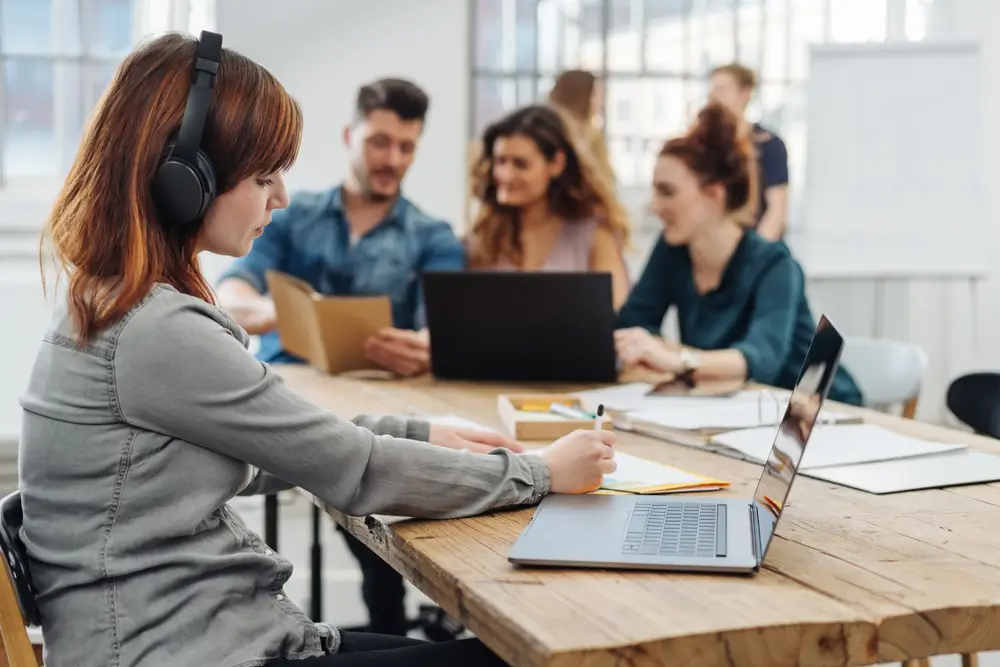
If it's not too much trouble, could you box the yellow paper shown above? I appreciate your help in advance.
[600,452,729,495]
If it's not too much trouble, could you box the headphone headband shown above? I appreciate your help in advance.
[153,30,223,227]
[171,31,222,165]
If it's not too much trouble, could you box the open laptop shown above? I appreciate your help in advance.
[422,271,618,382]
[508,315,845,574]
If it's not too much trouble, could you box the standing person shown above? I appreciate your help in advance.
[547,68,616,186]
[708,63,790,241]
[216,77,462,377]
[20,31,617,667]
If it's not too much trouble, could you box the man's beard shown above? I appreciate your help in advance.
[352,160,398,203]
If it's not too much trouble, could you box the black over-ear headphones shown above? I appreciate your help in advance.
[152,30,223,227]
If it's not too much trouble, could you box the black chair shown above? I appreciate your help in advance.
[946,372,1000,437]
[0,490,42,666]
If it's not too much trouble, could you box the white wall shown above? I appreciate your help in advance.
[791,0,1000,426]
[217,0,470,225]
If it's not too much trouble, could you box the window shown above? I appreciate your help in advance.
[1,0,133,185]
[470,0,931,227]
[0,0,216,232]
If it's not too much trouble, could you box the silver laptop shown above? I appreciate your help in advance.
[508,315,845,574]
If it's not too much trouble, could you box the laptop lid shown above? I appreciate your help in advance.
[421,271,618,382]
[749,314,845,566]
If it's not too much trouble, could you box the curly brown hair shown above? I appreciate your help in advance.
[467,104,630,268]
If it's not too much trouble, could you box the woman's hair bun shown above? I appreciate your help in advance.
[662,102,753,213]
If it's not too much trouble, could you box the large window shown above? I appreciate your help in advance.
[0,0,215,233]
[1,0,133,186]
[470,0,933,230]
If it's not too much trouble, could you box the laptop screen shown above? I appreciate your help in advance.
[750,315,845,564]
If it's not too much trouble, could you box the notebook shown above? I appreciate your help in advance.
[426,415,727,494]
[710,423,967,470]
[599,451,729,494]
[623,400,861,449]
[804,449,1000,494]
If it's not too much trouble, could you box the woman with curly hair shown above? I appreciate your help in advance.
[466,104,631,309]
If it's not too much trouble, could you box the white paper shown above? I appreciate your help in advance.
[602,452,722,491]
[805,450,1000,494]
[575,383,772,419]
[424,414,496,432]
[710,423,967,470]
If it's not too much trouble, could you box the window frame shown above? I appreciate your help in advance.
[0,0,214,233]
[469,0,923,233]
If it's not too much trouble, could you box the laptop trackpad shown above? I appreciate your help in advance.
[540,509,629,553]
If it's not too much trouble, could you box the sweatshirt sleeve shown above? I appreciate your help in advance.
[112,290,550,518]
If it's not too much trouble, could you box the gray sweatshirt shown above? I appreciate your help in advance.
[18,283,550,667]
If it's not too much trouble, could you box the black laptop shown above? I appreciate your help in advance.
[421,271,618,382]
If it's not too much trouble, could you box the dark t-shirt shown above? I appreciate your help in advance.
[752,123,789,225]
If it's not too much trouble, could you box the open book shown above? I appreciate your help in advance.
[265,270,392,375]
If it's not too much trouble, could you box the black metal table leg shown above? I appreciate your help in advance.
[310,504,323,621]
[264,493,279,550]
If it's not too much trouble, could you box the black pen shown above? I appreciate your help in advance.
[594,404,605,430]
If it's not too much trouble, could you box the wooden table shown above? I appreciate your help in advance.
[275,365,1000,667]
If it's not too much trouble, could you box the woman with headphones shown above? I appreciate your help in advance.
[18,32,616,667]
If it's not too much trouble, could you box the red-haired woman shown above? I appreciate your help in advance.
[19,32,616,667]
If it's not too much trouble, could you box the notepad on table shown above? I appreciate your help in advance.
[709,423,967,470]
[599,451,729,494]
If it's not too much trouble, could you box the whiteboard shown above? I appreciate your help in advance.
[804,41,986,276]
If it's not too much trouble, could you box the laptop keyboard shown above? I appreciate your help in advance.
[621,501,727,558]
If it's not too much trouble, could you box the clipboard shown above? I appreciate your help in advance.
[265,270,392,375]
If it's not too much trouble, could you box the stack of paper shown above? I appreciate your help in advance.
[623,401,860,448]
[710,423,967,469]
[424,415,728,494]
[599,452,729,494]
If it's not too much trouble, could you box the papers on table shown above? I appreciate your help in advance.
[571,383,997,495]
[424,414,497,432]
[710,423,967,469]
[804,449,1000,494]
[600,452,729,494]
[628,401,858,432]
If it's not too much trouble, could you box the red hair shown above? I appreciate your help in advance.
[42,32,302,341]
[661,102,757,218]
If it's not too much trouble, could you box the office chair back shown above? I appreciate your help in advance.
[0,491,41,666]
[841,338,927,418]
[947,372,1000,438]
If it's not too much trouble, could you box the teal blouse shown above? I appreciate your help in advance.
[617,231,864,406]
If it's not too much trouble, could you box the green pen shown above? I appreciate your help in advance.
[549,403,595,420]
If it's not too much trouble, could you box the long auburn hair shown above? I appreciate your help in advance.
[42,32,302,341]
[467,104,630,268]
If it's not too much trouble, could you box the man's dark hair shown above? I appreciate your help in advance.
[354,77,429,122]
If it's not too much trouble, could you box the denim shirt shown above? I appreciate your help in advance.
[217,186,466,364]
[18,284,550,667]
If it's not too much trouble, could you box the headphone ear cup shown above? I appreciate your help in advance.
[153,144,217,227]
[193,148,217,212]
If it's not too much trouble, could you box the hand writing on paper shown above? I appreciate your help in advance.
[363,327,431,377]
[427,425,525,454]
[614,328,682,373]
[538,429,617,494]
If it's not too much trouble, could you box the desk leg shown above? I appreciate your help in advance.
[264,494,279,551]
[310,504,323,621]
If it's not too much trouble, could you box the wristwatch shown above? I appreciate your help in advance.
[679,348,700,373]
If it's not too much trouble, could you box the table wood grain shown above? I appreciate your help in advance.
[274,365,1000,667]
